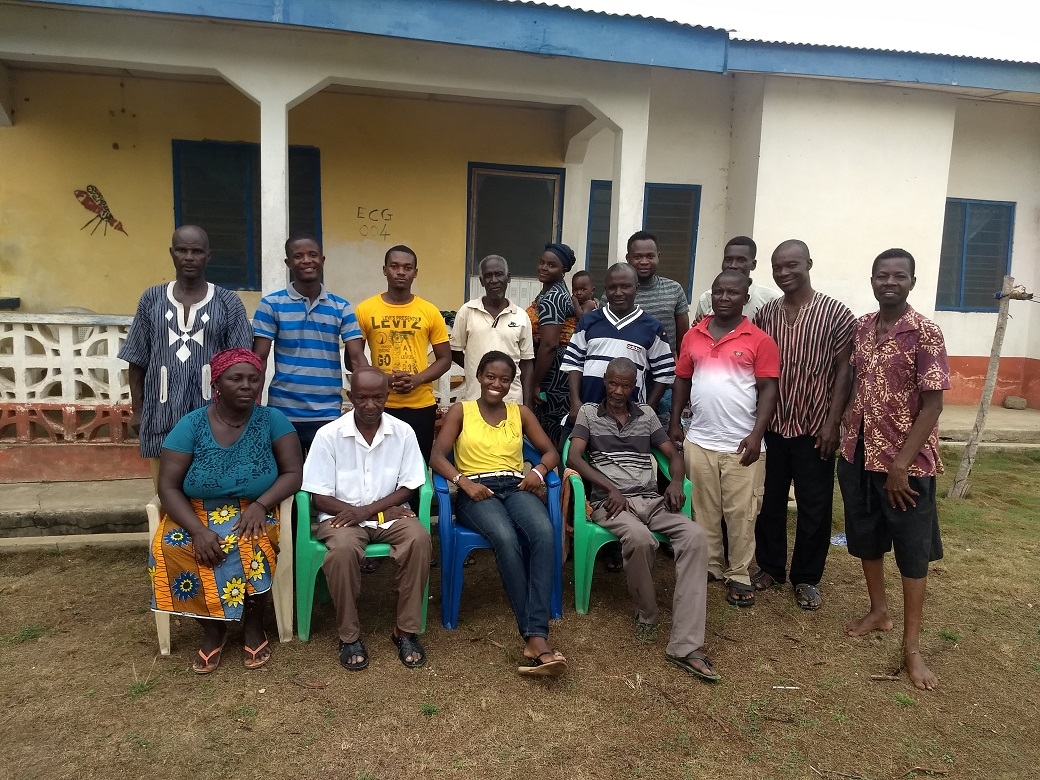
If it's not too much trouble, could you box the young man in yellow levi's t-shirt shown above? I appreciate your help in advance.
[355,244,451,467]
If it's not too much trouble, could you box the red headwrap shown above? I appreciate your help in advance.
[210,348,264,386]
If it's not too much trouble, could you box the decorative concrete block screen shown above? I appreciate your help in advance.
[0,314,135,443]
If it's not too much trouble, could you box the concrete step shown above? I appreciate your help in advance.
[0,478,153,538]
[939,404,1040,444]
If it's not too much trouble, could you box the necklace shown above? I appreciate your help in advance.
[214,405,249,429]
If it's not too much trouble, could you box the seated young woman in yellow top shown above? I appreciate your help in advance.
[430,350,567,676]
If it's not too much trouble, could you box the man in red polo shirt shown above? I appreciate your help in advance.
[669,271,780,608]
[838,248,949,691]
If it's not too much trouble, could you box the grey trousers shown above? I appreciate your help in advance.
[593,494,708,657]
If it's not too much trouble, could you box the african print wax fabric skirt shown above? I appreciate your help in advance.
[149,498,279,621]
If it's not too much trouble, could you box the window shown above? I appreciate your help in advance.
[936,199,1014,312]
[585,181,701,293]
[467,164,564,291]
[172,141,322,290]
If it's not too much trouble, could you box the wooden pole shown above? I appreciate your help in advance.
[947,275,1015,498]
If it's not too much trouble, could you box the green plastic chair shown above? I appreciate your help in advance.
[562,438,693,615]
[294,474,433,642]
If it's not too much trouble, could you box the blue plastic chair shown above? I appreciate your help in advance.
[432,439,563,629]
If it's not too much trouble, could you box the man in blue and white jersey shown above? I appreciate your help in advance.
[562,263,674,422]
[253,234,369,453]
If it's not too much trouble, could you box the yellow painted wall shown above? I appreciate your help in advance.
[0,69,565,315]
[0,70,258,314]
[289,91,564,310]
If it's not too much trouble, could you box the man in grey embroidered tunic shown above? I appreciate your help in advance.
[119,225,253,486]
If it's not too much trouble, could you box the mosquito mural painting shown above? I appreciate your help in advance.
[74,185,128,236]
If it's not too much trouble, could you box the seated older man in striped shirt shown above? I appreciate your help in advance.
[253,233,369,454]
[566,357,717,682]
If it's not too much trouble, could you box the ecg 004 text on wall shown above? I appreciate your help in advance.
[357,207,392,240]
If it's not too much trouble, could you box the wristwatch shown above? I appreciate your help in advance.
[451,473,463,486]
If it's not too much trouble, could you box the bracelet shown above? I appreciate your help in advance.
[254,499,270,513]
[530,467,545,483]
[377,511,386,525]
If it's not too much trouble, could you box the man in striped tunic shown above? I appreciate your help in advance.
[561,263,675,421]
[752,240,855,611]
[252,234,369,455]
[120,225,253,489]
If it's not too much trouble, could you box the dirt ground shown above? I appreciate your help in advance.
[2,448,1039,780]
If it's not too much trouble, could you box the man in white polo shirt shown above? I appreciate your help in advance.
[669,271,780,609]
[450,254,535,405]
[693,236,780,321]
[302,367,431,671]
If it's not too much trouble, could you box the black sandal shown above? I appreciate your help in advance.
[751,569,780,591]
[391,632,427,668]
[725,580,756,608]
[794,583,822,611]
[339,638,369,671]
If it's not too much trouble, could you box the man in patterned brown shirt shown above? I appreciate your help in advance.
[838,248,949,691]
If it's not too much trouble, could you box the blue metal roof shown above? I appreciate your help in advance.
[20,0,1040,94]
[23,0,728,72]
[728,41,1040,94]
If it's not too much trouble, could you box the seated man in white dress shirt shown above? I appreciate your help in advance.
[302,367,431,671]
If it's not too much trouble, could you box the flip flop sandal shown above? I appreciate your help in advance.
[794,583,822,611]
[391,633,427,669]
[192,636,228,675]
[243,634,271,669]
[751,570,780,591]
[518,650,568,677]
[339,638,369,671]
[725,580,756,608]
[666,651,721,682]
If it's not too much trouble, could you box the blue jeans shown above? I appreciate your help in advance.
[655,387,673,422]
[454,476,554,640]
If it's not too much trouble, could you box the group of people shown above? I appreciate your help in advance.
[126,222,949,691]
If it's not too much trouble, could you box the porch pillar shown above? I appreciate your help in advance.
[216,65,328,295]
[258,98,290,296]
[561,110,607,269]
[607,106,649,266]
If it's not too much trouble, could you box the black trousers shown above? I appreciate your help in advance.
[754,432,835,586]
[384,404,437,512]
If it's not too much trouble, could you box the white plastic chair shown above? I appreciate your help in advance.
[146,494,295,655]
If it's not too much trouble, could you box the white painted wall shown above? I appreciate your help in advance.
[750,77,957,321]
[579,68,732,292]
[724,73,765,259]
[938,99,1040,359]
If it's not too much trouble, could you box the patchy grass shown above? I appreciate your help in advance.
[1,448,1038,779]
[7,624,47,643]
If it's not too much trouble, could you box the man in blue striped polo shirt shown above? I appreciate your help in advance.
[253,234,369,453]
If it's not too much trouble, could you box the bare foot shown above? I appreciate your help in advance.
[906,650,938,690]
[844,610,894,637]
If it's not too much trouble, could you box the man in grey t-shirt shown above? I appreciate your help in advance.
[623,230,690,354]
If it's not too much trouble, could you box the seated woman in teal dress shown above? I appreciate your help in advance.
[149,348,303,673]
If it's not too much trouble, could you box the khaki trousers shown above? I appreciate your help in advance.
[685,442,766,586]
[315,517,431,643]
[593,495,708,658]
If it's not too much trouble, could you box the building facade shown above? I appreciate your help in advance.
[1,0,1039,463]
